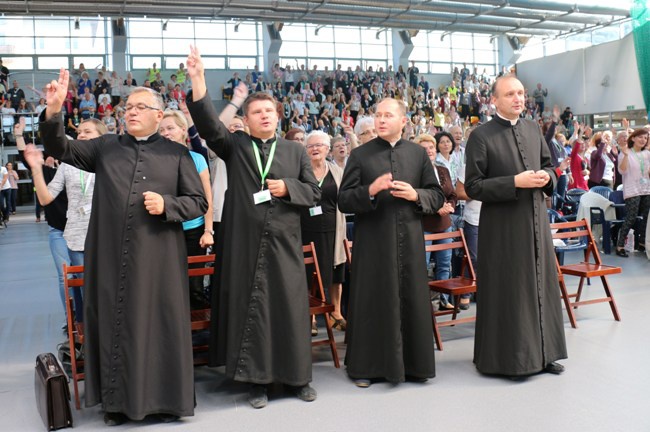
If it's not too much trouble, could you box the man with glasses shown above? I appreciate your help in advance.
[186,47,320,409]
[339,98,444,387]
[39,69,207,426]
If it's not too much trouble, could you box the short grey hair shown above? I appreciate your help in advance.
[354,116,374,136]
[305,130,331,149]
[128,87,165,110]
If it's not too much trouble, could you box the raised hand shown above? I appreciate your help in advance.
[552,104,560,120]
[45,68,69,119]
[186,45,204,80]
[23,144,45,169]
[186,45,206,100]
[233,82,249,105]
[13,116,25,136]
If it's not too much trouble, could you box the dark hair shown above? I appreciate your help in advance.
[284,128,304,141]
[627,128,649,148]
[241,92,277,116]
[434,131,457,154]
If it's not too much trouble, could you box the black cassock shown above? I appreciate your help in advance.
[465,115,567,376]
[338,138,444,382]
[40,114,207,419]
[187,93,320,386]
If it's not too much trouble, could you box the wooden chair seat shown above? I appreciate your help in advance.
[429,276,476,296]
[550,219,622,328]
[560,262,622,278]
[425,230,477,351]
[304,242,340,368]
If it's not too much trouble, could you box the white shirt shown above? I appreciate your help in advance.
[457,163,482,226]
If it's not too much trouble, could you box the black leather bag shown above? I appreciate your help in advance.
[34,353,73,430]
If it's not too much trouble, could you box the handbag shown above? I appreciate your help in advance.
[34,353,73,430]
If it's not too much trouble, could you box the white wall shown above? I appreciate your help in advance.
[516,34,645,115]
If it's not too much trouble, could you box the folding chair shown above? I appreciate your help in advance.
[63,263,85,410]
[425,230,477,350]
[304,242,340,368]
[549,219,622,328]
[188,254,215,365]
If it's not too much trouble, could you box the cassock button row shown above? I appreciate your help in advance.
[264,231,269,235]
[118,297,123,302]
[113,355,118,360]
[114,344,119,348]
[128,214,133,218]
[111,379,115,383]
[116,320,121,325]
[112,367,116,372]
[121,274,125,278]
[127,226,131,230]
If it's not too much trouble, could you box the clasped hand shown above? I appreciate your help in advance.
[515,170,550,189]
[370,173,418,202]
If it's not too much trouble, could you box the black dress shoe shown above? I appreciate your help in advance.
[104,412,128,426]
[615,249,629,258]
[544,362,565,375]
[248,385,268,409]
[157,413,180,423]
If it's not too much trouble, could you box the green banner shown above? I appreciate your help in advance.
[631,0,650,114]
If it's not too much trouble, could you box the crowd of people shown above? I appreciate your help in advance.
[1,43,649,427]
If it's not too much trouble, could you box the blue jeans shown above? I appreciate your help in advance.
[68,249,85,322]
[48,227,71,317]
[425,227,453,303]
[463,222,479,279]
[0,189,10,220]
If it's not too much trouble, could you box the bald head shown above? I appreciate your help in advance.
[491,74,522,98]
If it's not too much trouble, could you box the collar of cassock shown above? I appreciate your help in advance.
[376,137,402,147]
[252,135,277,146]
[495,112,519,126]
[130,132,161,144]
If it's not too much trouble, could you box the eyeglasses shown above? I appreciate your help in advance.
[359,129,376,137]
[306,143,328,149]
[125,103,161,113]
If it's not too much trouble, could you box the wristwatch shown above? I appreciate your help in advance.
[204,229,215,235]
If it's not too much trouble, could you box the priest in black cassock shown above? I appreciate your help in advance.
[338,98,444,387]
[185,47,321,409]
[465,75,567,379]
[39,70,208,425]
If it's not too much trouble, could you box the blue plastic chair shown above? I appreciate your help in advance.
[589,186,613,200]
[548,209,588,265]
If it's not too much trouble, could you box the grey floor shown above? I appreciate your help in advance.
[1,208,649,432]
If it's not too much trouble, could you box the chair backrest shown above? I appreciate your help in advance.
[63,263,85,332]
[187,254,215,278]
[589,207,605,225]
[547,208,568,223]
[549,219,601,265]
[303,242,326,301]
[343,239,353,265]
[424,230,476,280]
[590,186,613,200]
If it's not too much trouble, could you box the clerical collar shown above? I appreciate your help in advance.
[378,136,400,147]
[253,135,276,145]
[496,111,519,126]
[135,133,155,142]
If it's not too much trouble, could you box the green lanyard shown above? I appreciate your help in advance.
[317,165,329,188]
[252,139,277,190]
[79,171,88,196]
[632,150,645,177]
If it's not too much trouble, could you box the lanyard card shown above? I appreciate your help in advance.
[309,206,323,216]
[253,189,272,205]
